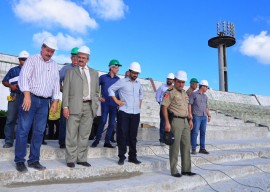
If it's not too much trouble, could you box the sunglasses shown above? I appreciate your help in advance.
[19,58,27,61]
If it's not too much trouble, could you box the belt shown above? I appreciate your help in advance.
[173,116,188,119]
[31,93,51,100]
[83,100,91,103]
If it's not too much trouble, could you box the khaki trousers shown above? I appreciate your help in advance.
[65,102,93,163]
[169,117,191,175]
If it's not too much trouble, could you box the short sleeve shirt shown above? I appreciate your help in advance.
[162,88,189,117]
[189,90,208,116]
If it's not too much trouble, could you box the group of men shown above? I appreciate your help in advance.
[2,36,144,172]
[2,36,211,178]
[156,71,211,177]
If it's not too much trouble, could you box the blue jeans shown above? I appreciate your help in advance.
[95,102,117,143]
[15,94,49,164]
[58,108,66,145]
[159,106,165,142]
[4,95,19,145]
[191,115,207,150]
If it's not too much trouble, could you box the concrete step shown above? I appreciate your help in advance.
[208,118,256,127]
[0,155,169,186]
[1,157,269,191]
[137,126,269,141]
[193,172,270,192]
[2,138,270,162]
[0,140,165,161]
[206,129,269,140]
[207,124,268,131]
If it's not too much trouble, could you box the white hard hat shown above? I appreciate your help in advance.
[78,45,91,55]
[167,73,175,79]
[129,62,141,73]
[199,80,209,87]
[175,70,187,81]
[18,50,29,58]
[43,36,58,50]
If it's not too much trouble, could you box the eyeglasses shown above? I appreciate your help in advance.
[19,58,27,61]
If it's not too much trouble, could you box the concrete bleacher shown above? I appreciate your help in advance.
[1,53,270,191]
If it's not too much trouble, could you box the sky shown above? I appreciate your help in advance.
[0,0,270,96]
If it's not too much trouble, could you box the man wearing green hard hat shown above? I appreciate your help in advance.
[186,78,199,96]
[58,47,79,149]
[91,59,122,148]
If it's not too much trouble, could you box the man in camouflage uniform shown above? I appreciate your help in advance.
[162,70,196,177]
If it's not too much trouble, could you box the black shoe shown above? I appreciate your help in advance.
[59,144,66,149]
[16,162,28,172]
[42,141,47,145]
[77,162,91,167]
[104,142,115,148]
[110,139,116,143]
[3,143,13,148]
[128,159,141,164]
[67,162,75,168]
[91,140,99,148]
[118,159,125,165]
[172,173,182,177]
[199,149,209,154]
[181,172,196,176]
[28,161,46,170]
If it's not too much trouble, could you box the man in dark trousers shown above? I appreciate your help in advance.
[2,50,29,148]
[108,62,143,165]
[91,59,122,148]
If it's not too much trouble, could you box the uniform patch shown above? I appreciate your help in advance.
[164,93,169,98]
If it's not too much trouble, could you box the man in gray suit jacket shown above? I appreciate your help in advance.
[62,45,99,168]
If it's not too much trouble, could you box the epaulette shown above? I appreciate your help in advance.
[167,87,173,91]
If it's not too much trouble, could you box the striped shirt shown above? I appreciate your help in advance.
[18,53,60,100]
[108,77,143,114]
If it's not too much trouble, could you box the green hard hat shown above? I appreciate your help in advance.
[190,78,199,84]
[71,47,79,55]
[109,59,122,67]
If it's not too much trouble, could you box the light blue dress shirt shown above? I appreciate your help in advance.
[155,84,170,104]
[108,77,144,114]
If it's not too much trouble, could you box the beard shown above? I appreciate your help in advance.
[167,81,173,86]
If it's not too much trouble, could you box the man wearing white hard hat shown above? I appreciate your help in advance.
[155,73,174,146]
[62,45,99,168]
[162,70,196,177]
[2,50,29,149]
[189,80,211,155]
[108,62,144,165]
[15,36,60,172]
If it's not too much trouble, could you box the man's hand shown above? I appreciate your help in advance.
[117,100,125,107]
[165,122,171,132]
[63,108,70,119]
[188,119,193,130]
[9,84,18,92]
[50,100,58,115]
[99,97,105,102]
[22,92,31,111]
